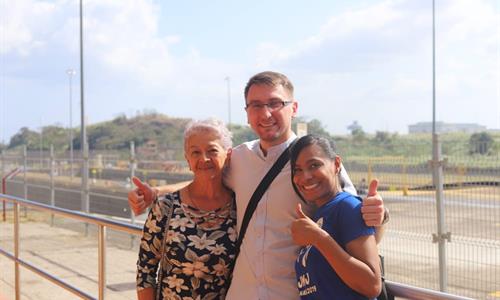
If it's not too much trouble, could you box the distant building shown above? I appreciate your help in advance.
[408,122,487,134]
[347,121,362,133]
[138,139,159,156]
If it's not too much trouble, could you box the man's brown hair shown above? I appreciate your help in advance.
[244,71,294,100]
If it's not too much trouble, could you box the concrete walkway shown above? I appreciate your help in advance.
[1,211,143,300]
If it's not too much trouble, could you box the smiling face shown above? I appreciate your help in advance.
[184,130,229,182]
[292,144,342,207]
[245,83,297,152]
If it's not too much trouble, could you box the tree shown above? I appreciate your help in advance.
[374,131,391,144]
[347,121,362,135]
[8,127,40,150]
[292,117,332,138]
[231,124,257,146]
[469,132,494,155]
[352,128,366,143]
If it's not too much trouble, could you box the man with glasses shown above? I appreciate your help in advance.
[129,71,387,300]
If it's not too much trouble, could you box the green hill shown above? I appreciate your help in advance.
[4,113,499,161]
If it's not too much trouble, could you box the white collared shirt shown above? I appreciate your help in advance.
[225,135,356,300]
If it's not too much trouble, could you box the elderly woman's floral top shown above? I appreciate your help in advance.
[137,191,237,300]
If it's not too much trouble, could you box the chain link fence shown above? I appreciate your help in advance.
[342,140,499,299]
[1,138,499,299]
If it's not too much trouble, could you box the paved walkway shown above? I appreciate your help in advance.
[1,212,143,300]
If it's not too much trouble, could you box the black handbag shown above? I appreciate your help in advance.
[378,255,394,300]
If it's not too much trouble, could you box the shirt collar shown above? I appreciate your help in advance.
[253,133,298,160]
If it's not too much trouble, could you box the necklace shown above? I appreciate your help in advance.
[185,183,230,211]
[185,184,202,210]
[181,187,232,230]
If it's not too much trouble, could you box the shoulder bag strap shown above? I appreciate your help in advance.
[155,197,175,300]
[227,139,296,281]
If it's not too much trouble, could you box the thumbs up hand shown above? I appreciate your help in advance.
[291,203,326,246]
[128,176,158,216]
[360,179,385,226]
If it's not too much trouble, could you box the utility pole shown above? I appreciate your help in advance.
[79,0,90,223]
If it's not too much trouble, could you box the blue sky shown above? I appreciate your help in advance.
[1,0,499,144]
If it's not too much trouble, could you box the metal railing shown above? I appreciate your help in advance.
[0,193,142,300]
[0,193,475,300]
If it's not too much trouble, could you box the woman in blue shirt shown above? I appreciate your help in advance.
[290,134,381,299]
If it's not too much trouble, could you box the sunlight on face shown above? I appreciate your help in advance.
[292,144,341,207]
[184,131,228,181]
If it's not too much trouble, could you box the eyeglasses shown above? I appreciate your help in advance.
[245,100,293,112]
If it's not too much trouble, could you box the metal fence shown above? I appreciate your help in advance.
[1,137,499,299]
[1,193,475,300]
[342,138,499,299]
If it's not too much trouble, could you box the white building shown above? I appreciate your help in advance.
[408,122,487,134]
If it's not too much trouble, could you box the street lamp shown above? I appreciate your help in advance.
[66,68,76,180]
[79,0,90,222]
[431,0,448,292]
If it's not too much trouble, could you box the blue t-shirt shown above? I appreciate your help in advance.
[295,192,375,300]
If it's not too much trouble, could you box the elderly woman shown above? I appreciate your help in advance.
[290,134,381,299]
[136,118,236,300]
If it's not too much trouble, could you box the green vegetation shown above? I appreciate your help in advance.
[4,114,499,164]
[469,132,494,155]
[229,124,257,146]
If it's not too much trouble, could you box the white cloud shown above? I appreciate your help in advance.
[254,0,409,68]
[1,0,498,139]
[0,0,58,55]
[252,0,499,133]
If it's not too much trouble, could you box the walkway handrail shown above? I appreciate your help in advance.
[0,193,475,300]
[385,280,474,300]
[1,193,142,235]
[0,193,142,300]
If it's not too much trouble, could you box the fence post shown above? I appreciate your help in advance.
[1,150,5,221]
[1,150,4,179]
[129,141,136,248]
[50,145,55,226]
[23,145,28,217]
[98,225,107,300]
[14,202,20,300]
[431,133,450,292]
[402,158,409,196]
[82,143,90,235]
[367,159,373,183]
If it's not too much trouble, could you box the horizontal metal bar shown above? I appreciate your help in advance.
[53,186,83,194]
[7,180,131,201]
[0,193,143,235]
[88,192,127,201]
[386,280,475,300]
[5,179,24,184]
[0,248,96,300]
[25,183,51,190]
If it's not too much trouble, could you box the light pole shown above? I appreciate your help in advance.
[79,0,89,221]
[66,68,76,180]
[224,76,231,131]
[431,0,448,292]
